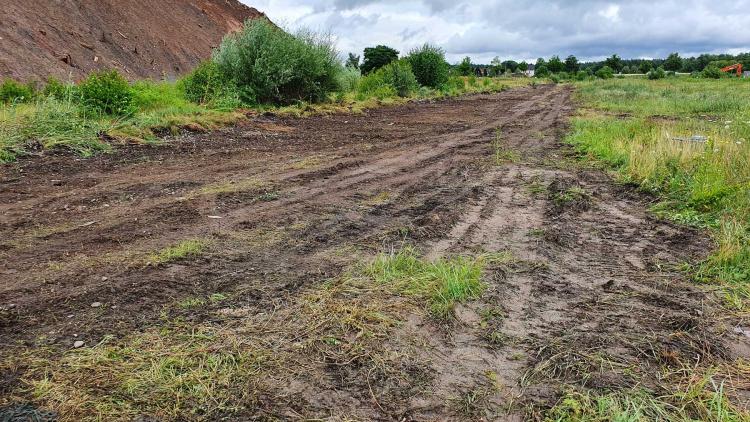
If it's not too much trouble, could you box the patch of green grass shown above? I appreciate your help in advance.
[545,376,749,422]
[178,297,206,309]
[571,77,750,309]
[0,97,109,161]
[365,247,485,319]
[149,239,207,265]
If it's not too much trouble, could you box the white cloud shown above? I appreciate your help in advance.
[242,0,750,63]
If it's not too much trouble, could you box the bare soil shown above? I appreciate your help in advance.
[0,0,265,82]
[1,85,748,419]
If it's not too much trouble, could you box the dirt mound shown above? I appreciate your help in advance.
[0,0,267,82]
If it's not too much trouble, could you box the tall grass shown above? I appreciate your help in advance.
[570,77,750,307]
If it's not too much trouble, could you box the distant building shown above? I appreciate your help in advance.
[744,71,750,78]
[525,64,535,77]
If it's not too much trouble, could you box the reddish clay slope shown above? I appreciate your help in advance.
[0,0,266,82]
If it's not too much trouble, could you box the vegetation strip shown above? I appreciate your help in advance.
[8,248,492,420]
[567,77,750,310]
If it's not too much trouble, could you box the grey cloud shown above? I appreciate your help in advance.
[244,0,750,61]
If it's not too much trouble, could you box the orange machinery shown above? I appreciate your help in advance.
[720,63,744,77]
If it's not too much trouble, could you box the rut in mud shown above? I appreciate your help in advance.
[1,85,747,419]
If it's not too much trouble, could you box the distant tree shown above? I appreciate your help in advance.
[518,61,529,72]
[361,45,399,74]
[345,53,360,69]
[535,58,547,69]
[663,52,683,72]
[502,60,519,73]
[457,56,473,76]
[490,56,503,76]
[535,64,550,78]
[639,61,653,74]
[564,55,579,73]
[548,55,564,73]
[621,65,632,74]
[604,54,623,73]
[596,65,614,79]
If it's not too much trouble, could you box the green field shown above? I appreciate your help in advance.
[568,77,750,309]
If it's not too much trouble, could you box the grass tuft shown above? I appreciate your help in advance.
[149,239,207,265]
[365,246,485,319]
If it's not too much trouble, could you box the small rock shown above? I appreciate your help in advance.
[101,276,108,281]
[733,327,750,338]
[73,340,85,348]
[91,302,102,308]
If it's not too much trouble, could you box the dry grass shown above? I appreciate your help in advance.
[8,248,499,420]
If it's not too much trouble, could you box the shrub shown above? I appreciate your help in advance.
[42,78,75,100]
[535,65,550,78]
[575,70,589,81]
[380,60,418,97]
[406,44,449,88]
[440,76,466,95]
[357,60,418,99]
[647,67,666,80]
[596,65,614,79]
[213,20,342,105]
[702,65,723,79]
[337,66,361,92]
[179,61,233,105]
[78,70,134,116]
[0,79,36,104]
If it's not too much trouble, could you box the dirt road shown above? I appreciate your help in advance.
[1,85,746,419]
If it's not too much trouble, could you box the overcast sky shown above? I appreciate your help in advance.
[243,0,750,64]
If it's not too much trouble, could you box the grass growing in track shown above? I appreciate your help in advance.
[547,378,749,422]
[366,246,485,318]
[149,239,207,265]
[568,77,750,310]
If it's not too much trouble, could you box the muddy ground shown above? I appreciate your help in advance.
[1,85,748,420]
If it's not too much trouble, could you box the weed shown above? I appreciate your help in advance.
[256,191,280,202]
[552,186,591,207]
[451,386,493,417]
[149,239,207,265]
[493,128,520,163]
[178,297,206,309]
[366,246,485,319]
[362,191,392,206]
[78,70,134,116]
[527,180,548,196]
